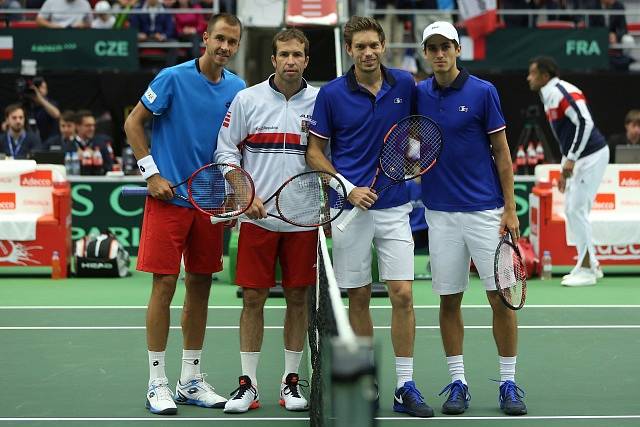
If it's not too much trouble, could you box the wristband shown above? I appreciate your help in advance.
[330,173,356,196]
[137,155,160,180]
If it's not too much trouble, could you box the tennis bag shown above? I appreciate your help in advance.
[73,233,130,278]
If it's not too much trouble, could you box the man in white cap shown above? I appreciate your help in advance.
[92,0,115,28]
[416,21,527,416]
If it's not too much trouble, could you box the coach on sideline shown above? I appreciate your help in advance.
[124,13,245,416]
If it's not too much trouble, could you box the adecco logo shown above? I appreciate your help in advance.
[0,193,16,209]
[20,170,52,187]
[593,193,615,210]
[619,171,640,187]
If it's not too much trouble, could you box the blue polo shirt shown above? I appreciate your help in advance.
[310,65,414,210]
[417,69,505,212]
[141,59,245,207]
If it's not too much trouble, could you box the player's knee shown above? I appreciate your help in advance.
[389,286,413,310]
[284,287,308,308]
[242,288,269,310]
[347,287,371,311]
[440,293,463,312]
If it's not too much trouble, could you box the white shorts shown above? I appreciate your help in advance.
[331,203,414,289]
[425,208,503,295]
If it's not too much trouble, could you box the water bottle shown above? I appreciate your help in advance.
[92,148,104,175]
[122,146,136,175]
[64,152,72,176]
[81,147,93,175]
[535,141,545,164]
[71,151,81,175]
[51,250,62,280]
[541,250,552,280]
[515,145,526,175]
[526,142,538,175]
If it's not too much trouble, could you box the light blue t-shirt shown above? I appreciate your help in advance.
[141,59,245,207]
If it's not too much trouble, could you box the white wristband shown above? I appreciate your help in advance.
[330,173,356,196]
[137,155,160,180]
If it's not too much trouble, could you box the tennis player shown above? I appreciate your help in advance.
[306,16,434,418]
[417,22,526,416]
[124,13,245,415]
[214,28,317,414]
[527,56,609,286]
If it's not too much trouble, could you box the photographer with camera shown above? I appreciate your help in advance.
[1,104,42,160]
[17,76,61,142]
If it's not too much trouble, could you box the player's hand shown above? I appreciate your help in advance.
[499,208,520,241]
[557,175,567,193]
[245,197,267,220]
[146,174,173,200]
[348,187,378,210]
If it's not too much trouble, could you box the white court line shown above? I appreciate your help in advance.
[1,325,639,331]
[1,305,639,310]
[1,415,639,422]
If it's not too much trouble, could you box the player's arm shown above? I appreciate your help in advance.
[306,133,377,210]
[560,95,594,188]
[490,129,520,240]
[123,102,173,200]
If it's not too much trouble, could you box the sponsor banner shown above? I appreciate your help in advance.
[619,170,640,187]
[593,193,615,210]
[0,29,138,71]
[0,193,16,210]
[286,0,337,26]
[20,170,53,187]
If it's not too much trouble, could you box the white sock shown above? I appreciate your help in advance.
[148,350,166,384]
[446,355,467,384]
[240,351,260,386]
[395,357,413,388]
[180,349,202,384]
[499,356,517,384]
[283,349,303,381]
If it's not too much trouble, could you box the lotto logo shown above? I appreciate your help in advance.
[593,193,615,210]
[20,170,52,187]
[619,171,640,187]
[0,193,16,209]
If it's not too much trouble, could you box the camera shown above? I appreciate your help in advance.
[15,76,43,97]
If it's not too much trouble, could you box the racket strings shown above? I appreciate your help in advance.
[189,165,253,215]
[276,172,345,227]
[496,242,526,308]
[381,117,442,180]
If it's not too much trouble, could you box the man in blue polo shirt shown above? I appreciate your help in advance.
[417,22,527,416]
[124,13,245,416]
[306,16,433,418]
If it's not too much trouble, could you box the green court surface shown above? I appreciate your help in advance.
[1,256,639,427]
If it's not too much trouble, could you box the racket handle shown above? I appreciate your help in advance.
[210,214,245,224]
[336,207,360,232]
[121,186,149,197]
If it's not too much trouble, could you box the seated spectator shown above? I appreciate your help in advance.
[1,104,42,160]
[609,110,640,163]
[501,0,534,28]
[112,0,139,29]
[36,0,92,28]
[0,0,21,22]
[43,110,83,153]
[585,0,632,70]
[22,77,61,142]
[75,110,115,174]
[129,0,175,42]
[92,0,116,28]
[174,0,207,58]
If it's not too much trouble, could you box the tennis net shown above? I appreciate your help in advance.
[308,229,376,427]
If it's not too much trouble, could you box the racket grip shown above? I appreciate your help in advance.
[121,186,149,197]
[336,207,360,232]
[210,214,244,224]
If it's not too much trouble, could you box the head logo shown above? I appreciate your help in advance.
[394,98,403,104]
[20,170,52,187]
[458,105,469,112]
[593,193,615,210]
[619,171,640,187]
[0,193,16,210]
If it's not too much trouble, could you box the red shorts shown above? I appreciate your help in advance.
[236,222,317,288]
[137,197,223,275]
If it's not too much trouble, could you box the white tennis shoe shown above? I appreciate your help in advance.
[146,377,178,415]
[174,373,227,408]
[562,266,603,280]
[279,373,309,411]
[224,375,260,413]
[561,268,597,287]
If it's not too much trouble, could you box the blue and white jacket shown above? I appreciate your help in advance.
[539,77,606,161]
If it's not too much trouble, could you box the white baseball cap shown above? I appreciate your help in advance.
[421,21,459,46]
[94,0,111,12]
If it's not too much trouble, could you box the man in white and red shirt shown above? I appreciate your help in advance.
[215,28,317,414]
[527,56,609,286]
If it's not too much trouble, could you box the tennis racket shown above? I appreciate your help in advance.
[494,229,527,310]
[120,163,255,219]
[336,115,443,232]
[211,170,347,227]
